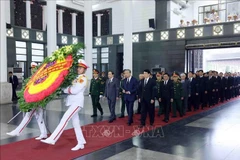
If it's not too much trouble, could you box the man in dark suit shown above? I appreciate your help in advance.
[198,70,208,109]
[9,71,19,101]
[104,71,120,123]
[180,73,190,115]
[219,72,226,102]
[138,69,156,127]
[188,71,199,111]
[160,73,173,123]
[121,69,138,125]
[136,74,144,114]
[208,71,216,107]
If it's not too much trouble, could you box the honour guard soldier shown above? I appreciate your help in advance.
[172,73,184,117]
[89,69,104,117]
[7,62,47,140]
[41,59,88,151]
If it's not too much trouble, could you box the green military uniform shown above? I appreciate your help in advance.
[89,77,104,116]
[156,79,163,116]
[119,79,126,116]
[172,80,184,117]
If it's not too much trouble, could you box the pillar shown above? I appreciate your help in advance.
[42,5,47,31]
[58,9,64,34]
[155,0,170,29]
[47,1,57,56]
[0,0,12,104]
[84,0,93,79]
[123,1,133,71]
[96,14,103,36]
[71,13,77,36]
[26,0,31,28]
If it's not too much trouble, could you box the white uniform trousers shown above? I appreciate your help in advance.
[48,105,86,145]
[11,108,47,136]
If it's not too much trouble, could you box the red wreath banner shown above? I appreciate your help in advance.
[24,55,73,103]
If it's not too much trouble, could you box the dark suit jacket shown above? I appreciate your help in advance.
[104,77,120,100]
[181,80,190,97]
[208,76,216,91]
[9,75,19,88]
[160,80,174,99]
[138,78,156,102]
[189,78,199,95]
[122,77,138,102]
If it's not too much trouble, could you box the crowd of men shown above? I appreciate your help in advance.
[89,69,240,127]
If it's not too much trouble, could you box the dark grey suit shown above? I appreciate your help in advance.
[181,79,190,114]
[104,77,120,120]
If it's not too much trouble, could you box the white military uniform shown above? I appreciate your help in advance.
[41,59,88,151]
[7,62,47,140]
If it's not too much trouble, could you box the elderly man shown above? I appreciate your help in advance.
[121,69,138,126]
[41,59,88,151]
[7,62,47,140]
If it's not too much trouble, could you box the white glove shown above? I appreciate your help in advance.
[99,95,103,98]
[89,95,91,97]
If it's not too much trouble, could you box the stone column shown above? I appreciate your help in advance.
[0,0,12,104]
[26,0,31,28]
[42,5,47,31]
[47,1,57,56]
[71,13,77,36]
[84,0,93,79]
[96,14,103,36]
[58,9,64,34]
[123,1,133,71]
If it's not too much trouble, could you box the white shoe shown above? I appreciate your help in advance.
[40,138,55,145]
[6,131,20,137]
[35,135,48,140]
[71,144,84,151]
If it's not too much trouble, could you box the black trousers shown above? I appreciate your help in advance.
[188,95,198,110]
[161,97,170,120]
[107,98,116,120]
[12,85,17,100]
[126,100,134,123]
[91,95,103,115]
[208,90,215,106]
[137,101,141,114]
[140,99,155,125]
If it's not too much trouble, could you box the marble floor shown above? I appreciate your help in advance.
[1,96,240,160]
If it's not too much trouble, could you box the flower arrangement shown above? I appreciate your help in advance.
[17,43,84,112]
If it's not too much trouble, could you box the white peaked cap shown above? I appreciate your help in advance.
[78,59,89,69]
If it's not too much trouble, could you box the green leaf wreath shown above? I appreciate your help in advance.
[17,43,85,112]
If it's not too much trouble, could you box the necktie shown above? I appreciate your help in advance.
[164,81,166,85]
[144,79,147,86]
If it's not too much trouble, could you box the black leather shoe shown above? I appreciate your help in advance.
[128,123,132,126]
[100,111,104,116]
[119,115,124,118]
[108,119,114,123]
[91,115,97,117]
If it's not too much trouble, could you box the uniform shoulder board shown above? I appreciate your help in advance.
[78,78,84,84]
[99,78,102,80]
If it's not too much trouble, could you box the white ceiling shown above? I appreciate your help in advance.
[72,0,119,6]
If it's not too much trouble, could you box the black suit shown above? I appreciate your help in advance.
[138,78,156,125]
[104,77,120,121]
[160,80,173,121]
[198,76,208,108]
[188,78,199,110]
[220,77,226,102]
[136,80,142,114]
[208,76,216,106]
[9,75,19,100]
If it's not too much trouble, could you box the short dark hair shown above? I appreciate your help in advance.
[164,73,169,76]
[108,71,114,75]
[199,70,203,73]
[124,69,131,73]
[188,71,193,74]
[143,69,150,74]
[9,71,13,74]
